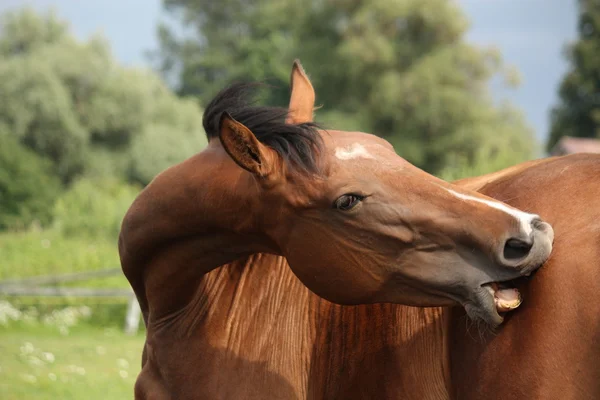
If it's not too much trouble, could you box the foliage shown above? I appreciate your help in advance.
[438,103,536,180]
[52,178,141,239]
[155,0,536,175]
[0,133,61,230]
[0,8,67,56]
[128,91,208,184]
[0,9,102,182]
[0,173,137,283]
[548,0,600,150]
[0,8,208,185]
[155,0,299,105]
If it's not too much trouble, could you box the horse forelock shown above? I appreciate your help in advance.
[202,82,324,174]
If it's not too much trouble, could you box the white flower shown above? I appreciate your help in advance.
[117,358,129,369]
[78,306,92,318]
[42,352,55,363]
[20,342,34,354]
[0,301,22,325]
[119,370,128,378]
[21,373,37,383]
[28,356,44,366]
[67,364,86,376]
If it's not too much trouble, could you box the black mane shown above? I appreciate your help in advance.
[202,82,323,173]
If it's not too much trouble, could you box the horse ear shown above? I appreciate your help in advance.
[286,59,315,124]
[219,112,273,177]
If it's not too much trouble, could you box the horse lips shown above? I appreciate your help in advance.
[486,282,522,312]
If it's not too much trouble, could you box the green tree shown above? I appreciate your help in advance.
[548,0,600,151]
[155,0,535,175]
[0,8,208,184]
[0,132,60,229]
[128,95,208,184]
[52,177,141,239]
[154,0,300,105]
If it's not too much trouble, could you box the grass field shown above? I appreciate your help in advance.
[0,230,126,288]
[0,227,146,398]
[0,325,144,400]
[0,228,134,325]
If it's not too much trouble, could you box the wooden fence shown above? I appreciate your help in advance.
[0,268,142,335]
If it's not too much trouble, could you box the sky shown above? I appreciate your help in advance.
[0,0,578,144]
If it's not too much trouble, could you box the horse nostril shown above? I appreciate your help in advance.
[503,237,534,261]
[532,217,549,233]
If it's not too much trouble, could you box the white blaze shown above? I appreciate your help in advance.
[335,143,374,160]
[444,188,537,235]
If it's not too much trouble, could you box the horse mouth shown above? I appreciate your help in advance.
[482,281,522,313]
[481,273,534,318]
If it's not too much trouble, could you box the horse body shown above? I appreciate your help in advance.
[450,154,600,400]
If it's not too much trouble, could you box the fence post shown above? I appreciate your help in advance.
[124,294,141,335]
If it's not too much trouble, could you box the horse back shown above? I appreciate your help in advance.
[451,153,600,399]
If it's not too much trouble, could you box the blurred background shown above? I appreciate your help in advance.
[0,0,597,398]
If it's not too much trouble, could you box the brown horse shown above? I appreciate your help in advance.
[449,156,600,399]
[118,61,554,399]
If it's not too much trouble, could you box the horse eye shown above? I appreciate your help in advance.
[334,194,364,211]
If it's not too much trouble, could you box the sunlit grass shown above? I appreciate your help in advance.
[0,229,142,400]
[0,229,127,288]
[0,325,144,400]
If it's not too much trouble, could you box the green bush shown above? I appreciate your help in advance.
[0,54,89,182]
[52,178,141,239]
[0,9,209,186]
[0,133,61,230]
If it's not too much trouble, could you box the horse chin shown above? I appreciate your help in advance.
[464,289,504,329]
[463,282,519,329]
[463,270,537,329]
[464,277,530,329]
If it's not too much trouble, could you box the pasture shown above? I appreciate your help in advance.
[0,325,143,400]
[0,229,142,399]
[0,230,124,287]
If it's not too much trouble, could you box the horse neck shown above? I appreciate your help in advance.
[119,147,278,317]
[191,253,316,393]
[308,302,451,398]
[195,252,452,398]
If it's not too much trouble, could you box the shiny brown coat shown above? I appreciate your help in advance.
[119,62,597,399]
